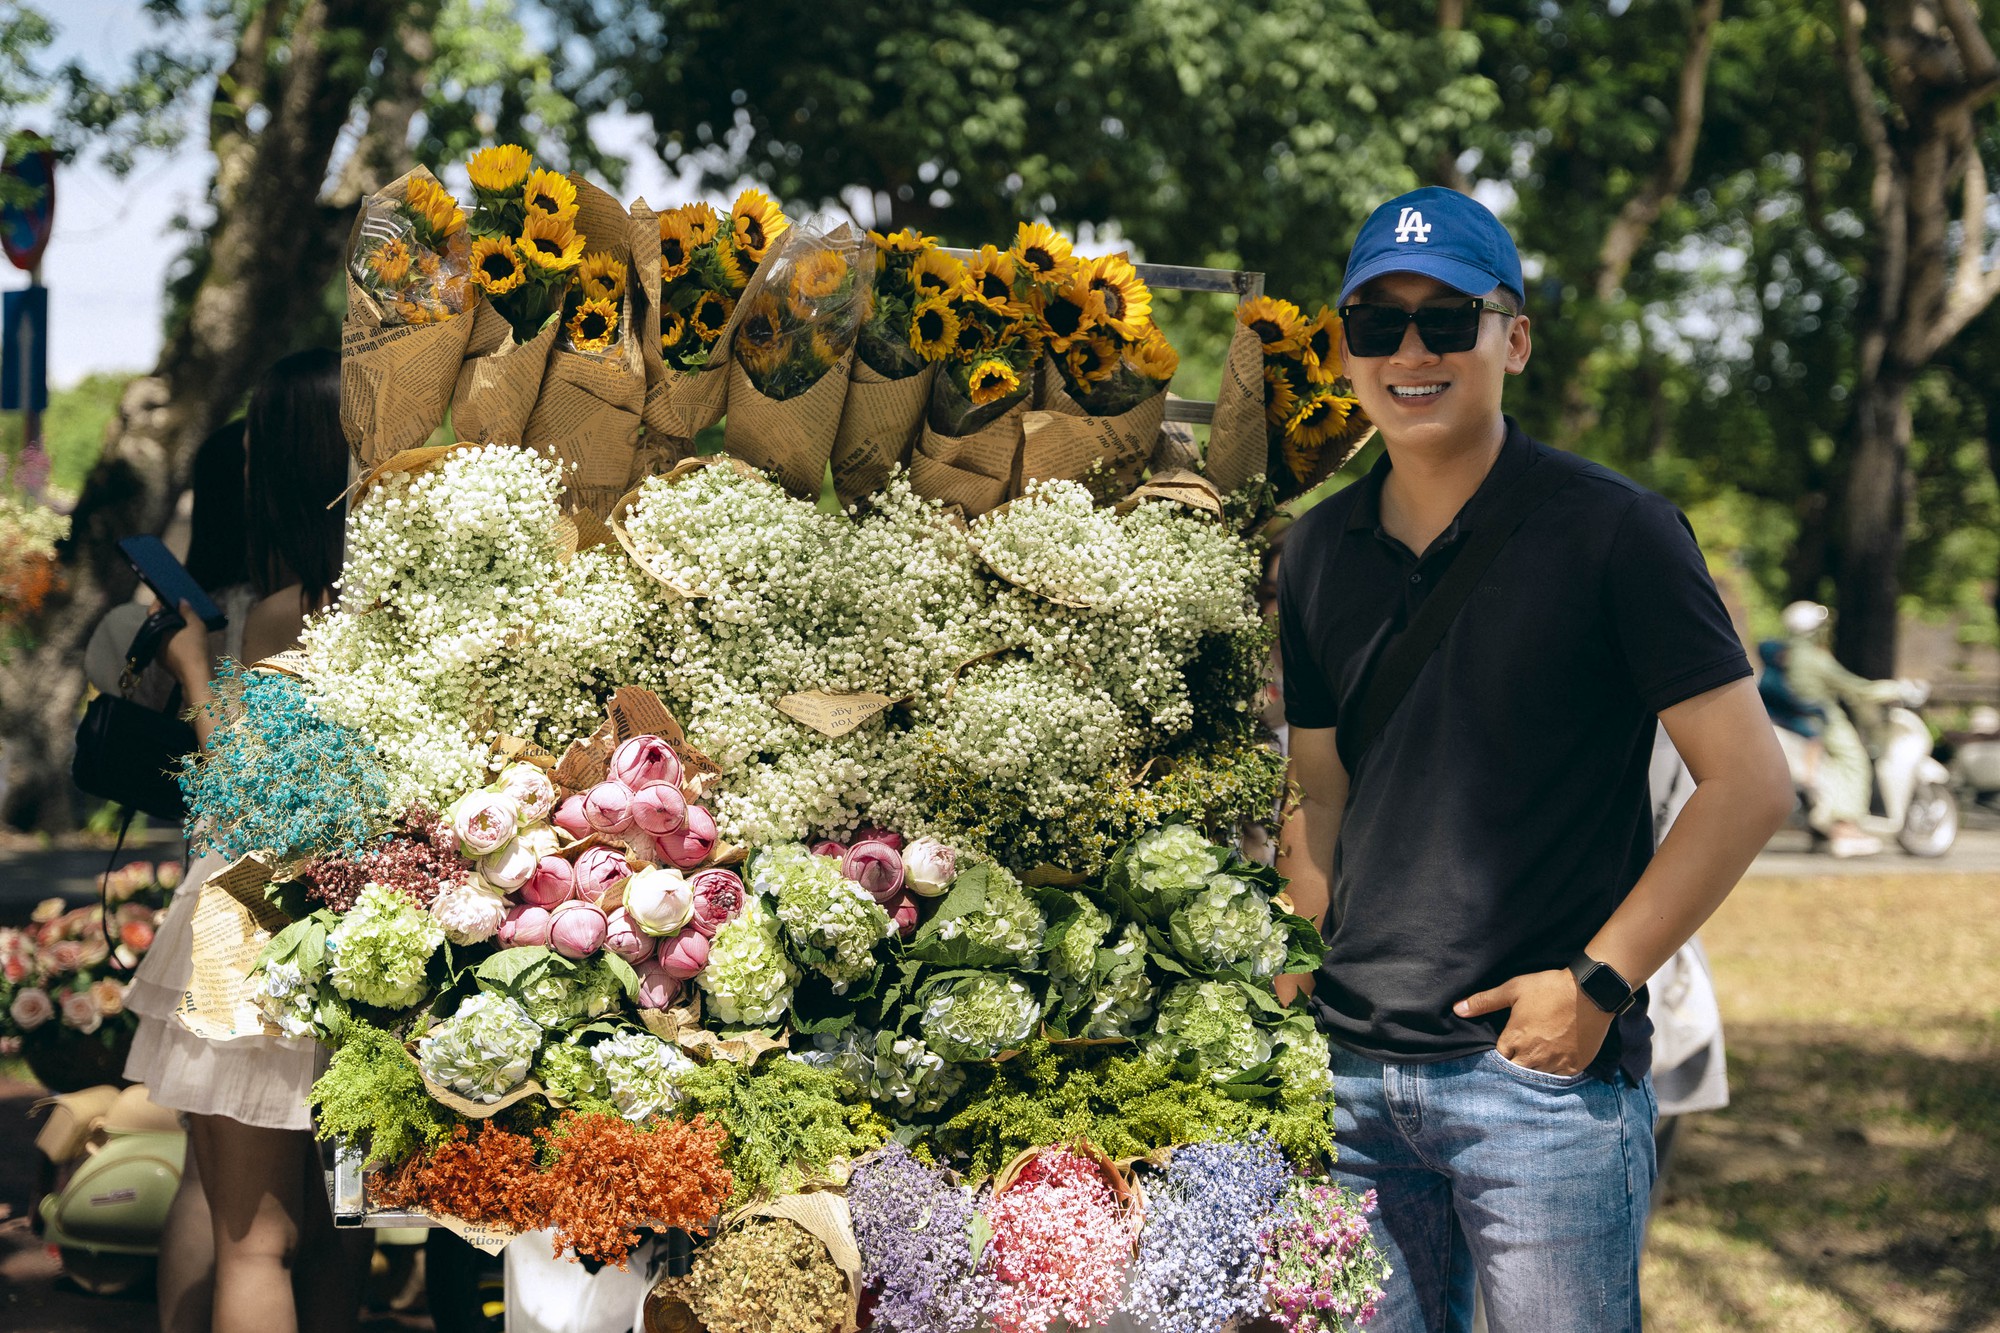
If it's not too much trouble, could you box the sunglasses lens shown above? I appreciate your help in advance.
[1344,306,1411,357]
[1413,305,1482,353]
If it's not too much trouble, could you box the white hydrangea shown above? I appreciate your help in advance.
[417,992,543,1103]
[1083,922,1157,1039]
[1172,875,1287,978]
[326,883,445,1010]
[792,1027,965,1117]
[761,844,895,990]
[1145,979,1274,1080]
[697,899,799,1026]
[919,972,1042,1062]
[1127,824,1225,901]
[588,1029,695,1121]
[253,960,319,1039]
[935,864,1044,960]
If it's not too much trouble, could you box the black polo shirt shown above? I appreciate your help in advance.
[1278,418,1751,1081]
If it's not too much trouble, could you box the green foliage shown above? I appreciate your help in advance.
[0,374,130,500]
[311,1019,461,1166]
[672,1055,891,1206]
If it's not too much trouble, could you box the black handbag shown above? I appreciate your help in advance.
[71,607,200,824]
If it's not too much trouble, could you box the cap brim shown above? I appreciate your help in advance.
[1338,252,1505,307]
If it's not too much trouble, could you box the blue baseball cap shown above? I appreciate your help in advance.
[1338,187,1524,307]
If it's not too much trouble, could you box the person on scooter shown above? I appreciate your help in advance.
[1779,599,1907,858]
[1756,639,1825,784]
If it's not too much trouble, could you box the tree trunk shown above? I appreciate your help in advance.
[0,0,405,831]
[1834,369,1913,678]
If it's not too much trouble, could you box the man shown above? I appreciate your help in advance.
[1275,187,1792,1332]
[1779,599,1905,856]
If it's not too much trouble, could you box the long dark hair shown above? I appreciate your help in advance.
[244,348,347,608]
[184,419,249,591]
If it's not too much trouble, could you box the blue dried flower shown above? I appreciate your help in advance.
[1126,1133,1291,1333]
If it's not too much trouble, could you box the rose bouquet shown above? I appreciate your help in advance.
[0,489,67,653]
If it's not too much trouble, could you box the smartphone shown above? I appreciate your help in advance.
[118,534,228,632]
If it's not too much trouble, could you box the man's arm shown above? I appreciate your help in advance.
[1274,725,1347,1005]
[1455,678,1792,1074]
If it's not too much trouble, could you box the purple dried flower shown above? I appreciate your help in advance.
[848,1143,997,1333]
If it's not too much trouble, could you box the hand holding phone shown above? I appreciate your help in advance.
[117,535,227,632]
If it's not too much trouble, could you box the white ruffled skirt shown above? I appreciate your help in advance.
[123,849,326,1131]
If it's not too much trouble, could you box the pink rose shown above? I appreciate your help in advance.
[843,841,905,903]
[609,734,684,790]
[47,939,84,974]
[498,904,553,948]
[91,978,127,1017]
[582,781,635,835]
[902,838,958,897]
[120,920,155,954]
[479,838,538,892]
[624,866,695,936]
[156,860,184,890]
[8,987,53,1031]
[492,762,558,823]
[854,825,904,851]
[549,901,608,960]
[2,954,26,984]
[572,847,633,905]
[603,907,656,964]
[655,930,711,981]
[885,890,920,939]
[59,989,103,1035]
[635,961,681,1011]
[811,840,848,859]
[449,791,521,858]
[520,855,577,909]
[654,805,718,869]
[552,794,592,840]
[629,781,688,837]
[687,869,745,938]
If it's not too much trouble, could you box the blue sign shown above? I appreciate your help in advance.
[3,284,49,412]
[0,148,54,271]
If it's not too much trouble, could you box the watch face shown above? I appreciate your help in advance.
[1579,963,1632,1014]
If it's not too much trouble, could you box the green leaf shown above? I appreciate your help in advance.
[1277,909,1325,975]
[601,952,640,1002]
[475,945,553,989]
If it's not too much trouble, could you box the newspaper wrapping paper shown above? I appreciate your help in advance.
[1019,388,1168,501]
[1147,401,1203,474]
[178,854,289,1042]
[723,346,856,499]
[450,298,559,447]
[521,177,647,519]
[338,167,476,466]
[1203,320,1267,496]
[910,394,1028,517]
[829,358,936,506]
[631,200,729,451]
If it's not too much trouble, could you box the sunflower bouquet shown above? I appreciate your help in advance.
[338,166,481,466]
[721,221,873,499]
[827,228,949,503]
[464,145,588,345]
[1208,296,1369,505]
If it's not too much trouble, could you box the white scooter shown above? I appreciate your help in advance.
[1774,680,1958,857]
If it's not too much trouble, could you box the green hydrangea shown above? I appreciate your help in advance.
[327,883,443,1010]
[1082,923,1156,1039]
[514,957,627,1029]
[532,1040,618,1117]
[1047,893,1111,988]
[795,1027,966,1117]
[760,843,892,991]
[1170,875,1287,977]
[416,992,543,1103]
[698,899,799,1027]
[947,864,1045,959]
[1145,980,1273,1080]
[589,1030,696,1121]
[920,972,1042,1062]
[1128,824,1224,904]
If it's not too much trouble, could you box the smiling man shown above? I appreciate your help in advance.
[1274,188,1793,1331]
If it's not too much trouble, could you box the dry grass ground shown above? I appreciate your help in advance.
[1643,873,2000,1332]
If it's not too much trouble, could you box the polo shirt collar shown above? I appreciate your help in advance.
[1344,415,1537,540]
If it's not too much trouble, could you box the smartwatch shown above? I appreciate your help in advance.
[1568,954,1637,1016]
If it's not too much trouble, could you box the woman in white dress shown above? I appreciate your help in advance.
[123,348,370,1333]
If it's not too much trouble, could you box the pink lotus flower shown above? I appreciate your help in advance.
[843,841,905,902]
[552,794,592,840]
[624,866,695,936]
[549,901,608,960]
[59,988,103,1035]
[635,961,680,1011]
[479,838,538,892]
[687,869,745,938]
[572,847,633,905]
[811,840,848,859]
[654,805,718,869]
[629,781,688,837]
[582,781,635,835]
[498,904,552,948]
[902,838,958,897]
[492,762,558,823]
[603,907,657,964]
[885,890,920,938]
[449,790,520,858]
[9,987,53,1031]
[609,734,684,790]
[520,855,577,908]
[854,825,904,851]
[655,929,711,981]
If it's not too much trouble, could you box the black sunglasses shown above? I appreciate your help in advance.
[1337,298,1516,358]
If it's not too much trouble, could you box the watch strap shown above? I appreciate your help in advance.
[1568,954,1637,1015]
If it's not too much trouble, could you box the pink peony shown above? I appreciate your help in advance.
[687,869,745,938]
[655,930,711,981]
[572,847,633,905]
[902,837,958,897]
[449,790,520,858]
[603,907,657,964]
[609,734,684,790]
[582,781,635,835]
[59,988,103,1035]
[498,904,552,948]
[492,762,558,823]
[9,987,53,1031]
[654,805,718,869]
[854,824,904,851]
[520,855,577,908]
[629,781,688,837]
[843,841,905,902]
[551,794,592,840]
[885,890,920,938]
[624,866,695,936]
[635,961,680,1011]
[810,840,848,859]
[479,837,539,892]
[548,901,608,960]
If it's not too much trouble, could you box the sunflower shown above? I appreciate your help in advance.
[735,293,789,376]
[1037,274,1098,352]
[1239,295,1307,354]
[470,235,527,296]
[1125,327,1179,382]
[963,245,1023,314]
[1286,390,1352,448]
[466,144,532,196]
[967,358,1022,407]
[1009,221,1074,281]
[1299,305,1343,385]
[661,307,688,351]
[523,169,578,222]
[1264,364,1302,427]
[567,296,619,352]
[908,297,960,361]
[1004,316,1047,357]
[578,253,628,303]
[520,213,585,277]
[659,211,698,283]
[788,249,851,309]
[908,248,965,302]
[404,175,466,245]
[392,297,435,326]
[713,243,748,292]
[675,202,722,247]
[869,227,933,258]
[689,290,734,342]
[730,188,789,264]
[369,237,413,287]
[949,305,994,361]
[1083,252,1152,339]
[1064,333,1119,387]
[809,326,849,369]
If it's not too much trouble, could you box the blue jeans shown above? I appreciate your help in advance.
[1329,1045,1657,1333]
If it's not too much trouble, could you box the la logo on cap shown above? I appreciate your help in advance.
[1393,207,1432,244]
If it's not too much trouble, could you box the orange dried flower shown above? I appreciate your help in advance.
[374,1121,543,1234]
[533,1112,733,1266]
